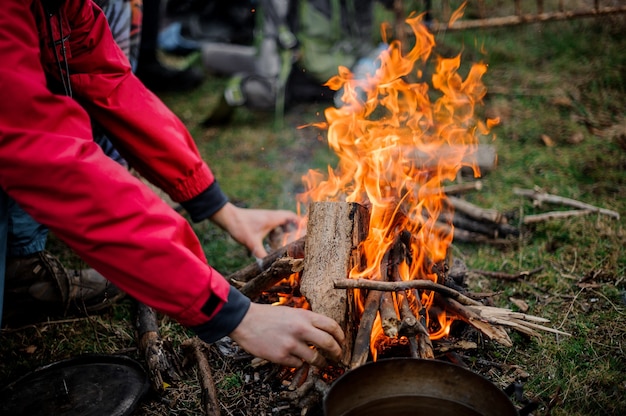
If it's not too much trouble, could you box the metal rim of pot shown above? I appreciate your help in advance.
[324,358,519,416]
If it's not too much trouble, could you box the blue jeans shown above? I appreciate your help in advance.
[0,137,125,326]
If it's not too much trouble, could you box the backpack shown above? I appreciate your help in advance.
[201,0,382,125]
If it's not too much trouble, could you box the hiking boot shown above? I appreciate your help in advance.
[136,59,205,93]
[2,251,124,327]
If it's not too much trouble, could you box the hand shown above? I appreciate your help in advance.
[210,202,299,258]
[229,303,345,368]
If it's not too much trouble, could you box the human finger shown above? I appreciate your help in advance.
[306,348,328,368]
[292,344,328,368]
[300,319,344,362]
[311,313,345,344]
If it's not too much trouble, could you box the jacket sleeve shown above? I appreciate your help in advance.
[0,0,249,333]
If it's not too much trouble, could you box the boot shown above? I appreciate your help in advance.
[3,251,125,327]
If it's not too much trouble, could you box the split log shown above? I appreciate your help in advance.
[436,295,512,347]
[300,202,370,367]
[135,302,181,392]
[226,236,306,283]
[182,337,221,416]
[514,187,620,219]
[466,305,571,338]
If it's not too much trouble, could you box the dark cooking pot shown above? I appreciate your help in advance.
[324,358,518,416]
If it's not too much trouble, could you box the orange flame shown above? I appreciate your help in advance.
[297,13,498,353]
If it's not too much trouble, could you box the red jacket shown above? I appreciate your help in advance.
[0,0,248,336]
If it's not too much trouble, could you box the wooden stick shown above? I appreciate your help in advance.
[431,6,626,31]
[226,236,305,283]
[514,187,620,219]
[135,302,181,392]
[182,337,221,416]
[442,180,483,195]
[335,278,482,306]
[239,257,303,299]
[447,196,506,224]
[438,212,512,238]
[434,221,514,246]
[522,209,595,224]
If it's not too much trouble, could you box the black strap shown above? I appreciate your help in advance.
[42,0,66,16]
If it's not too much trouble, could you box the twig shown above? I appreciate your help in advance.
[514,187,620,219]
[429,6,626,31]
[334,278,482,307]
[442,180,483,195]
[447,196,506,224]
[522,209,594,224]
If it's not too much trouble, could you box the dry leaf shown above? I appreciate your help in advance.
[541,134,556,147]
[22,345,37,354]
[509,297,529,312]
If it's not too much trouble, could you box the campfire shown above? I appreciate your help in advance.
[225,10,569,414]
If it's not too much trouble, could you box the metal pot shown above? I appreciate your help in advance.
[324,358,518,416]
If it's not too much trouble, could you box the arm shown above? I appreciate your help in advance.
[0,0,230,329]
[0,0,343,367]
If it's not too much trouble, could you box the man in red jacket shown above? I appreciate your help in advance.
[0,0,343,368]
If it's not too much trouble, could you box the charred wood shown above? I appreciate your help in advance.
[380,291,401,338]
[350,290,382,369]
[226,236,305,283]
[239,257,303,299]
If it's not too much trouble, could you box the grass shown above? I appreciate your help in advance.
[1,3,625,415]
